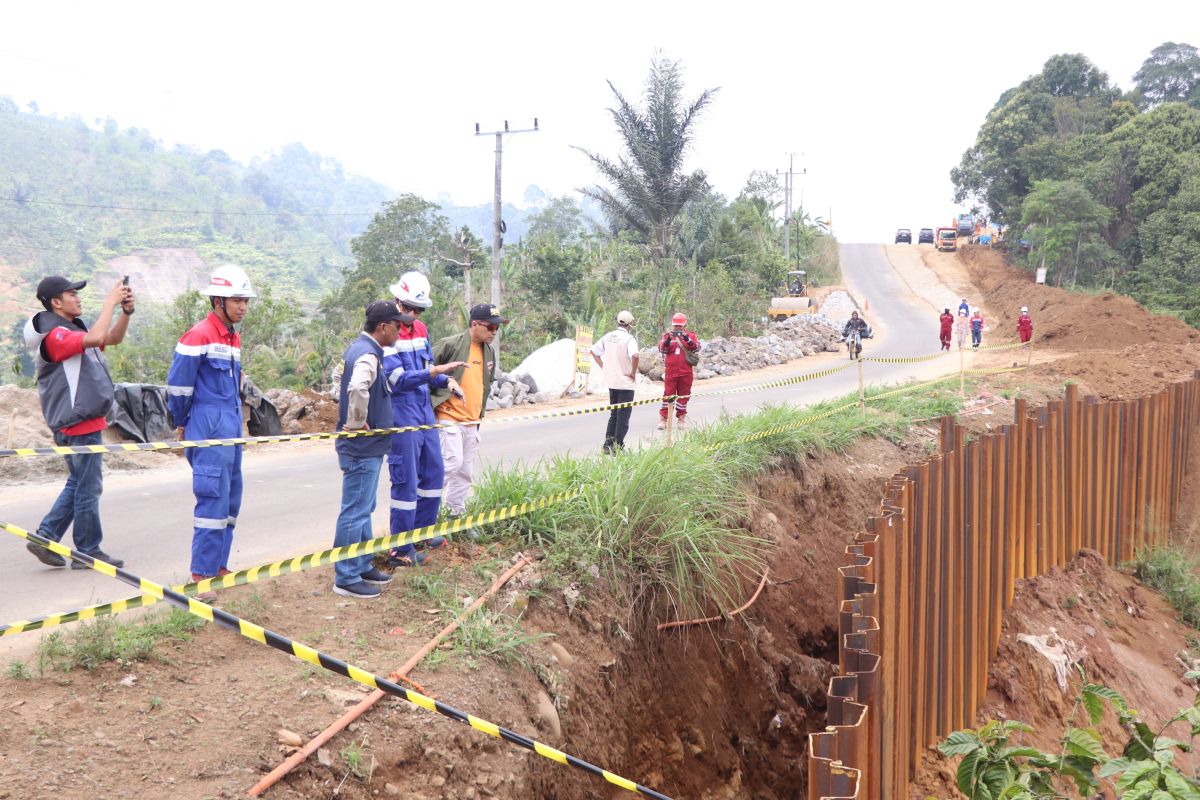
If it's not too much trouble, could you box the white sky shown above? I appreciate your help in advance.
[0,1,1191,243]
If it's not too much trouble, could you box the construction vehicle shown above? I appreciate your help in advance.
[956,214,975,238]
[936,227,958,252]
[768,270,810,321]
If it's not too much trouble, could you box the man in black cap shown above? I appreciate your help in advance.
[22,275,134,568]
[430,304,508,533]
[331,300,407,599]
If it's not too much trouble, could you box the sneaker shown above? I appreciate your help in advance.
[415,536,447,552]
[27,541,66,568]
[360,568,393,586]
[71,549,125,570]
[384,551,432,568]
[333,581,381,599]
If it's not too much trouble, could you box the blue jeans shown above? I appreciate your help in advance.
[333,452,383,586]
[38,430,105,554]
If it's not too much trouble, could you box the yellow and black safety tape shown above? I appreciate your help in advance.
[0,524,674,800]
[975,339,1033,353]
[863,351,952,365]
[0,489,580,637]
[691,362,852,398]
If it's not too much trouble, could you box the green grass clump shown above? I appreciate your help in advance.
[1132,547,1200,628]
[470,384,965,619]
[32,608,206,674]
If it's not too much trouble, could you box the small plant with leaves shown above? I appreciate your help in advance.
[939,671,1200,799]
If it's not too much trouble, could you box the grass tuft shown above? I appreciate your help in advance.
[33,608,206,674]
[1132,547,1200,628]
[469,384,965,619]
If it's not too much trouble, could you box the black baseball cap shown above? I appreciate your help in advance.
[36,276,87,308]
[365,300,407,324]
[469,304,509,325]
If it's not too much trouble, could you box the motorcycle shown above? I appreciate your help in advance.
[843,325,873,360]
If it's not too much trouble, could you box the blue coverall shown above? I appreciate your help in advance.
[166,312,244,578]
[382,320,448,559]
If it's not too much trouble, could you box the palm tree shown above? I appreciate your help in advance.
[577,57,718,263]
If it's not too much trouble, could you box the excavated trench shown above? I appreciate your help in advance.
[523,437,913,799]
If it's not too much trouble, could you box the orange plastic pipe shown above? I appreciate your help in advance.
[247,554,535,797]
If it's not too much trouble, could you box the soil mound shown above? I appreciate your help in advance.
[912,549,1200,797]
[958,245,1200,399]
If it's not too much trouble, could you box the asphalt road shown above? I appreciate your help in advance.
[0,243,946,644]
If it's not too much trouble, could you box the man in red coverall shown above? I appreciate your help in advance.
[657,312,701,431]
[939,308,954,351]
[1017,306,1033,343]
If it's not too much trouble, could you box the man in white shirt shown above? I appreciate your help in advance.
[590,310,640,454]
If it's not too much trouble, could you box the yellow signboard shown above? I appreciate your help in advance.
[574,325,593,374]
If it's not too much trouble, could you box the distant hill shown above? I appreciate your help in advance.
[0,102,562,315]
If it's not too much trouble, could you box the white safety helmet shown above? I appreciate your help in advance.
[389,271,433,309]
[202,264,256,298]
[1020,306,1028,313]
[972,307,980,314]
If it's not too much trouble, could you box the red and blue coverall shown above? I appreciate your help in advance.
[167,312,243,579]
[382,319,448,558]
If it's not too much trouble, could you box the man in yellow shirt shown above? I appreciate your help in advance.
[430,304,507,529]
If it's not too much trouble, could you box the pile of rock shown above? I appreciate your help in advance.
[637,312,846,382]
[486,372,557,410]
[262,387,339,434]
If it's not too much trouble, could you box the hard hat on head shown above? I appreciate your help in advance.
[972,307,980,314]
[1020,306,1028,313]
[671,312,687,326]
[202,264,256,298]
[617,310,634,326]
[389,271,433,309]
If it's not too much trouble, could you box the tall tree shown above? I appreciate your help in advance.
[577,57,718,262]
[1132,42,1200,110]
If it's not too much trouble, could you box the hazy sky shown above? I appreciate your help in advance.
[0,1,1190,243]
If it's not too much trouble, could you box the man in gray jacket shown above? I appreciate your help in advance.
[23,275,134,568]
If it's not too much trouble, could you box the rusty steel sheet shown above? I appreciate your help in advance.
[808,376,1200,800]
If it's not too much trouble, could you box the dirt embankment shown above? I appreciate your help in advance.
[913,549,1200,798]
[958,245,1200,399]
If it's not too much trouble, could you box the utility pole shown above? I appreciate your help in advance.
[474,119,539,352]
[777,154,806,267]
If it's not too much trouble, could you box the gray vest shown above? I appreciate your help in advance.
[23,311,115,432]
[336,333,393,459]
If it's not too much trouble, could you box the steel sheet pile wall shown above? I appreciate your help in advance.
[807,374,1200,800]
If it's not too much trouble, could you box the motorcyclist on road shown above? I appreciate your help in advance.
[842,311,872,360]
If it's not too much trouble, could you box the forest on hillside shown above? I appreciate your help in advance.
[953,42,1200,325]
[2,57,837,389]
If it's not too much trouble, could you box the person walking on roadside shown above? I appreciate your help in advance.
[970,307,985,350]
[23,275,134,569]
[939,308,954,351]
[1017,306,1033,344]
[331,301,408,599]
[957,302,970,349]
[657,312,700,431]
[166,265,255,598]
[383,272,464,568]
[591,310,639,454]
[431,304,506,534]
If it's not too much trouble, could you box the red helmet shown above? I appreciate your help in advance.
[671,312,687,326]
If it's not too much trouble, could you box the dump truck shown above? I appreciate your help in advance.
[936,227,958,252]
[768,270,810,321]
[956,214,975,238]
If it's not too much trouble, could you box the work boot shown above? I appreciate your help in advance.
[414,535,447,552]
[384,550,429,568]
[71,549,124,569]
[27,541,65,568]
[191,573,217,602]
[676,416,687,429]
[656,419,667,431]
